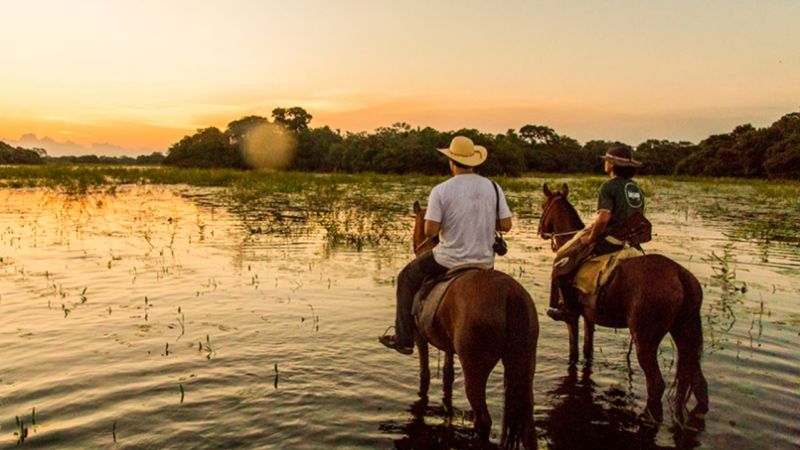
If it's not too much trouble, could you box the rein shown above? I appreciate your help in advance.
[414,236,434,254]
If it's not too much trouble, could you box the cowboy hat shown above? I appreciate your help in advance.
[600,145,642,167]
[437,136,487,167]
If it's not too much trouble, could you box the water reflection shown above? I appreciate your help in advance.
[1,181,798,448]
[380,398,491,450]
[542,360,705,449]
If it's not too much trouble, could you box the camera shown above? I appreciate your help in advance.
[493,235,508,256]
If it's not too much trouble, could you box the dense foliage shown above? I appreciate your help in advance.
[45,152,165,165]
[3,109,798,179]
[675,112,800,179]
[161,108,800,179]
[0,141,45,164]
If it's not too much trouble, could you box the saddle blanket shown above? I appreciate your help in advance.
[412,265,487,341]
[573,246,643,297]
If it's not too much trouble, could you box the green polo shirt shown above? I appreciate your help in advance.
[597,177,645,235]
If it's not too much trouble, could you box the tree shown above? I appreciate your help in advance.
[226,115,269,143]
[0,141,45,164]
[290,126,343,172]
[520,125,559,145]
[635,140,696,175]
[763,113,800,179]
[163,127,244,168]
[272,107,313,132]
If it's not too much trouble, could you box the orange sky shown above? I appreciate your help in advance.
[1,0,798,156]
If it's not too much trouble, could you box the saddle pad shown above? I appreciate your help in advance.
[573,246,643,296]
[412,266,486,341]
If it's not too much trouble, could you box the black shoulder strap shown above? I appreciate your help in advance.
[492,181,500,219]
[491,180,500,221]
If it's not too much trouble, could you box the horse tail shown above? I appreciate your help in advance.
[671,266,706,418]
[500,280,538,449]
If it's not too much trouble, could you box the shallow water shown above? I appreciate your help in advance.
[0,178,798,449]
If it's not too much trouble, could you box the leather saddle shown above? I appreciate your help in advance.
[412,265,487,342]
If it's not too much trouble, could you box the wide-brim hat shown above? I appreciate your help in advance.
[437,136,487,167]
[600,145,642,167]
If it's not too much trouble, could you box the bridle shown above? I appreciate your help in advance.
[538,195,583,252]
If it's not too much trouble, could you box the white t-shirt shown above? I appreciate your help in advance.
[425,174,512,269]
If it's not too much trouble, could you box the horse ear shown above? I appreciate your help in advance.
[543,183,553,198]
[413,201,421,214]
[562,183,569,198]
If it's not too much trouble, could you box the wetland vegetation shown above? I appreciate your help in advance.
[0,169,797,448]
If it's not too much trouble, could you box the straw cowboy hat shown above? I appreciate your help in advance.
[600,145,642,167]
[438,136,487,167]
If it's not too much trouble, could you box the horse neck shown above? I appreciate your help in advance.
[551,198,584,246]
[412,215,431,256]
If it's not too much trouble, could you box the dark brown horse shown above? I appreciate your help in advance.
[410,201,539,449]
[538,184,708,425]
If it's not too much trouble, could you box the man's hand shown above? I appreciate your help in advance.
[583,210,611,245]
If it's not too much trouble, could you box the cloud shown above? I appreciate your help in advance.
[2,133,163,157]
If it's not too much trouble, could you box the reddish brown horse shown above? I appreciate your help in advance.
[538,184,708,425]
[410,201,539,449]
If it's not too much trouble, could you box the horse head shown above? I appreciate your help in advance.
[412,201,436,256]
[539,183,584,251]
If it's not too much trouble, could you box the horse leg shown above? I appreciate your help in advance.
[500,348,536,450]
[583,318,594,360]
[442,351,455,413]
[460,356,495,442]
[634,338,665,424]
[669,290,709,423]
[670,329,709,424]
[690,370,709,420]
[416,336,430,401]
[567,317,580,363]
[672,337,709,420]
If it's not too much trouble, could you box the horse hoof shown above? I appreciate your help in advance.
[690,404,709,417]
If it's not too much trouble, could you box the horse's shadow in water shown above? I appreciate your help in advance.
[540,360,706,449]
[380,396,499,450]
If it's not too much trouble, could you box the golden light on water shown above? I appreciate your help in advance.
[241,123,297,170]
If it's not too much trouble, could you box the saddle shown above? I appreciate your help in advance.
[573,246,644,303]
[412,264,488,341]
[550,213,652,309]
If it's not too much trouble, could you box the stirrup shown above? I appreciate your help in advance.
[378,326,413,355]
[547,307,576,322]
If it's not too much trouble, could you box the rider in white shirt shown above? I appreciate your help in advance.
[379,136,512,354]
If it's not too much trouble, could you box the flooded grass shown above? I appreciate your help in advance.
[0,173,798,448]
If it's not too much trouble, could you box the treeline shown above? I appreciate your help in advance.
[3,109,799,179]
[0,141,45,164]
[163,108,800,179]
[44,152,165,165]
[0,142,165,166]
[675,113,800,179]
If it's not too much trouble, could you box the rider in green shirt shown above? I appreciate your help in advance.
[547,144,645,321]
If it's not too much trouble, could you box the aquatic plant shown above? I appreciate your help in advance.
[703,244,748,350]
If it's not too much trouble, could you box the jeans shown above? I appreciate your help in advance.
[395,250,447,346]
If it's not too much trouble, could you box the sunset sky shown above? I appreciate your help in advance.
[1,0,798,156]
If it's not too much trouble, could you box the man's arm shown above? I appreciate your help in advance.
[496,217,512,233]
[580,210,611,244]
[424,220,440,239]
